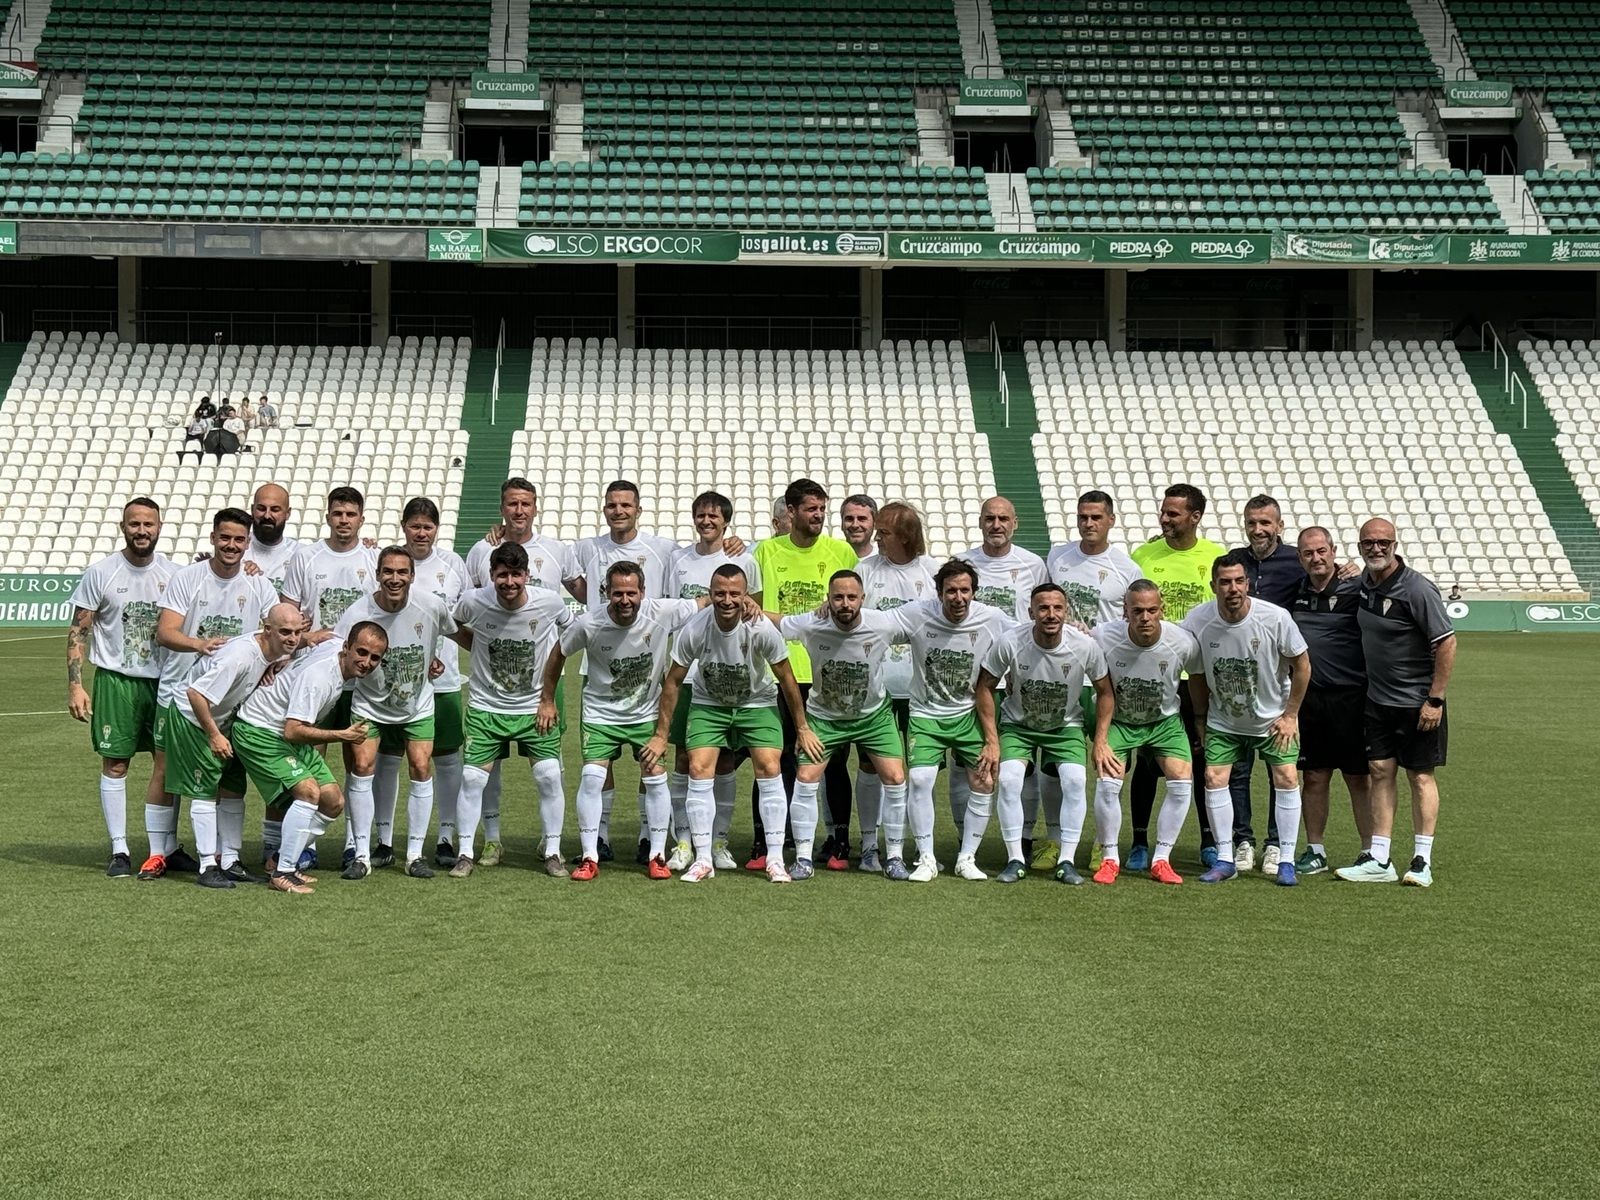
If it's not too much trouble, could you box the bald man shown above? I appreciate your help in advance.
[959,496,1050,857]
[1337,519,1455,888]
[168,603,304,887]
[243,483,301,596]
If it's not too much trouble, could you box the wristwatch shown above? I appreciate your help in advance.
[1424,696,1445,709]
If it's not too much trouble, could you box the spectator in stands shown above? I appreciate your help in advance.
[194,395,217,423]
[237,396,255,432]
[182,411,211,464]
[1448,583,1462,602]
[257,395,278,429]
[222,408,249,454]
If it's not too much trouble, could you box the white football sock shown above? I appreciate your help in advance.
[791,780,819,861]
[482,765,503,841]
[145,802,176,859]
[993,759,1026,862]
[881,779,908,860]
[712,771,736,841]
[947,770,969,833]
[643,772,671,859]
[1039,769,1062,841]
[577,764,607,861]
[217,795,244,869]
[189,798,219,869]
[1204,787,1235,863]
[278,799,318,874]
[637,786,648,842]
[433,750,462,848]
[1274,785,1301,862]
[99,775,129,856]
[1370,835,1392,863]
[908,765,938,859]
[532,757,566,857]
[404,777,434,862]
[373,751,402,849]
[1154,779,1192,862]
[962,770,1001,858]
[855,771,882,852]
[457,764,491,860]
[598,786,615,843]
[686,776,714,863]
[668,771,690,842]
[1094,776,1124,861]
[1413,834,1433,864]
[1020,765,1040,838]
[756,776,788,861]
[262,817,283,862]
[346,773,375,862]
[1056,762,1088,863]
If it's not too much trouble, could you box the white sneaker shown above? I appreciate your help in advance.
[711,839,737,870]
[954,853,987,881]
[765,860,792,884]
[908,854,939,883]
[665,840,692,872]
[1234,842,1255,873]
[1400,856,1433,888]
[680,861,715,883]
[1335,853,1399,883]
[1260,844,1281,874]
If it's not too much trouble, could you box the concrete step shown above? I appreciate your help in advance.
[985,173,1035,233]
[1484,174,1548,234]
[915,105,953,167]
[1407,0,1474,80]
[474,165,522,227]
[550,102,586,162]
[36,90,81,155]
[3,0,52,62]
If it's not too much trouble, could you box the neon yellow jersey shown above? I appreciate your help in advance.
[752,534,858,682]
[1130,536,1228,624]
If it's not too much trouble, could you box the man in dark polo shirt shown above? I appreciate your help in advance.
[1336,518,1455,888]
[1290,526,1371,875]
[1226,494,1306,874]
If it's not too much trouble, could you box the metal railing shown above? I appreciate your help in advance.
[31,309,116,332]
[1510,317,1597,343]
[1123,317,1355,352]
[489,315,505,425]
[989,319,1009,428]
[1018,318,1106,343]
[135,310,372,346]
[390,313,475,339]
[634,314,867,351]
[1481,319,1528,428]
[882,316,962,342]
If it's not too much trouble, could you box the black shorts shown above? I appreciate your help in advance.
[1363,700,1448,771]
[1298,685,1370,775]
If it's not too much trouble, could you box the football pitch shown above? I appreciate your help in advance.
[0,632,1593,1198]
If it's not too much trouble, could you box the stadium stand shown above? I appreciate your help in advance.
[508,339,992,551]
[1001,0,1505,232]
[519,0,994,229]
[0,332,469,572]
[1518,340,1600,534]
[1449,3,1600,156]
[7,0,485,221]
[1025,340,1582,595]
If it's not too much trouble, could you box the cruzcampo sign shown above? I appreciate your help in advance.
[889,233,1268,264]
[469,71,541,99]
[427,228,485,261]
[1445,80,1513,107]
[0,220,15,254]
[0,63,38,87]
[959,77,1029,108]
[0,573,82,627]
[487,229,741,261]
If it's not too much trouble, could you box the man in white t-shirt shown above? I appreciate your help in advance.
[241,482,300,596]
[232,624,388,893]
[166,604,303,888]
[540,561,705,879]
[332,547,463,880]
[67,496,180,877]
[146,507,280,880]
[1090,581,1204,885]
[1183,550,1311,887]
[1046,490,1142,631]
[449,541,577,877]
[839,493,878,561]
[643,564,812,884]
[974,583,1112,884]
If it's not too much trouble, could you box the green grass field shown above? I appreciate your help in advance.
[1,631,1595,1198]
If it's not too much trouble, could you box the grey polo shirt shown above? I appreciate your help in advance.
[1291,573,1366,692]
[1356,558,1455,707]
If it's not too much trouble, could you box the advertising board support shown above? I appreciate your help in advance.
[860,266,883,349]
[617,263,636,350]
[371,261,391,343]
[1349,269,1374,348]
[1105,269,1128,352]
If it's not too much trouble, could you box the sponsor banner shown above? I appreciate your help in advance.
[487,228,741,261]
[469,71,541,99]
[1273,232,1447,264]
[890,232,1091,261]
[1444,81,1513,107]
[427,228,485,262]
[0,220,15,254]
[1448,234,1600,265]
[0,572,82,627]
[958,77,1029,108]
[1098,233,1270,264]
[739,231,885,257]
[1445,599,1600,632]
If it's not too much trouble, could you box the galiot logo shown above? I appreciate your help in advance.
[834,233,884,255]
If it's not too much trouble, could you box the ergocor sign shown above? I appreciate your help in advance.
[487,229,741,261]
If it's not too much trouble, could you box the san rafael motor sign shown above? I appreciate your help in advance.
[427,228,485,261]
[0,573,82,627]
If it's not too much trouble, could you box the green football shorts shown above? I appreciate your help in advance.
[582,719,656,763]
[803,702,905,765]
[1205,728,1300,767]
[999,721,1086,768]
[906,711,985,769]
[231,719,334,805]
[1106,714,1192,765]
[464,705,562,766]
[685,703,783,752]
[90,668,159,758]
[162,706,247,799]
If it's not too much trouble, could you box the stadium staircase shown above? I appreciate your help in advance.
[457,346,530,538]
[1462,348,1600,595]
[965,350,1049,555]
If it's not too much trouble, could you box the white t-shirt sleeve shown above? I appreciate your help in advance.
[1178,628,1205,675]
[1278,606,1309,658]
[69,561,105,611]
[744,556,764,595]
[558,613,590,658]
[777,614,807,641]
[757,620,790,665]
[670,619,702,669]
[160,564,198,617]
[280,553,307,607]
[1085,638,1110,680]
[979,636,1013,680]
[191,644,249,706]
